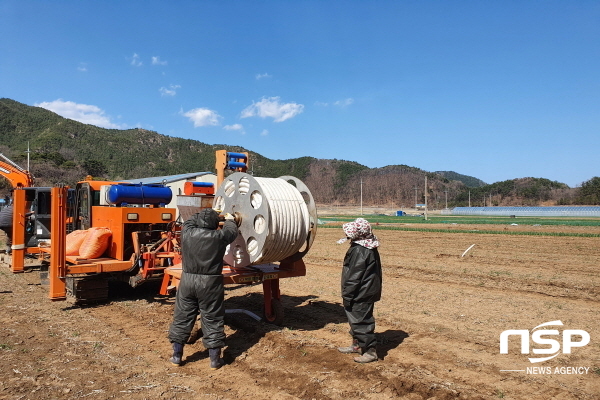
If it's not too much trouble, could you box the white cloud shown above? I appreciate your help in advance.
[182,107,222,127]
[77,62,88,72]
[241,96,304,123]
[334,98,354,107]
[315,98,355,108]
[152,56,168,66]
[260,129,269,136]
[35,99,126,129]
[255,73,272,80]
[130,53,143,66]
[223,124,245,134]
[159,84,181,96]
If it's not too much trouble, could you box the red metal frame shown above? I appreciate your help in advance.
[139,230,181,279]
[183,181,214,196]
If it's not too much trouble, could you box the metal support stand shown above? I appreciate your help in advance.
[262,278,283,325]
[49,186,67,300]
[10,188,26,273]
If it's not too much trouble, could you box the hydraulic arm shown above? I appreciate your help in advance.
[0,153,34,188]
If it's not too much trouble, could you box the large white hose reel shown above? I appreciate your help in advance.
[214,172,317,268]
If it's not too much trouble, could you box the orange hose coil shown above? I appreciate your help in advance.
[65,230,89,256]
[78,227,112,259]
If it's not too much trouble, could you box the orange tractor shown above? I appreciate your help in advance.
[44,179,178,302]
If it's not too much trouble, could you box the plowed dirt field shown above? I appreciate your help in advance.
[1,219,599,399]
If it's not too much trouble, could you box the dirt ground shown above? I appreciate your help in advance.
[1,217,599,400]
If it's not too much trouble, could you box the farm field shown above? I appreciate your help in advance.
[1,215,599,399]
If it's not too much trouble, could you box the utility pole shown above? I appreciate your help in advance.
[360,179,363,216]
[468,190,471,207]
[26,141,30,171]
[444,188,449,209]
[424,176,428,221]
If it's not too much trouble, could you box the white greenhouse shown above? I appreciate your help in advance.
[451,206,600,217]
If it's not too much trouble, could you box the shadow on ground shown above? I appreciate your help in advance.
[183,291,408,364]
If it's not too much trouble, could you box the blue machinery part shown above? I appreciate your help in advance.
[226,152,247,170]
[227,152,247,160]
[107,183,172,206]
[190,182,214,188]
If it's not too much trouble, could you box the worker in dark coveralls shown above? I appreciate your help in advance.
[337,218,382,363]
[168,208,238,369]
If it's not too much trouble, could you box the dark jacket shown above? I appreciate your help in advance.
[181,208,238,275]
[341,243,382,305]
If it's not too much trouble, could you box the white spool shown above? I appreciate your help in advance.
[214,172,317,267]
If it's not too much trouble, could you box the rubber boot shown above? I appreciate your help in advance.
[169,342,184,366]
[208,347,224,370]
[337,338,360,354]
[354,347,378,363]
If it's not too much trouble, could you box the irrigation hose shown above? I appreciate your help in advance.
[215,172,317,267]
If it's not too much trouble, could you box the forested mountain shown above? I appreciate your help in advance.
[0,98,312,184]
[1,98,595,207]
[435,171,487,188]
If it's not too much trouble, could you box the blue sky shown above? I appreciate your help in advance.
[1,1,599,187]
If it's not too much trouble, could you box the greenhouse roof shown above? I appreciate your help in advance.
[452,206,600,217]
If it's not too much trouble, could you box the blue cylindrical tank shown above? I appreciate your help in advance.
[190,182,214,188]
[107,184,172,206]
[227,152,247,160]
[227,161,247,169]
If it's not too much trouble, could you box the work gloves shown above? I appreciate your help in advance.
[224,213,235,221]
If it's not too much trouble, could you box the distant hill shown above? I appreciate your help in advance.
[0,97,313,183]
[0,98,583,207]
[435,171,487,188]
[454,177,574,207]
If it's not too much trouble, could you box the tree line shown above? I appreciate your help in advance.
[1,98,598,206]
